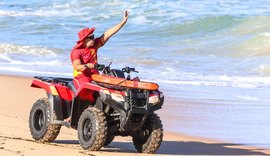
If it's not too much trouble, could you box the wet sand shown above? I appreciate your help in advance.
[0,75,269,155]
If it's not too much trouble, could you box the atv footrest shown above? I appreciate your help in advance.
[54,120,71,128]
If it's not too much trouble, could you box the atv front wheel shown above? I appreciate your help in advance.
[29,98,61,142]
[132,113,163,154]
[77,107,107,150]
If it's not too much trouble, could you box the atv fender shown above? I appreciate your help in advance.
[69,82,124,128]
[31,79,72,100]
[31,79,72,123]
[75,82,110,96]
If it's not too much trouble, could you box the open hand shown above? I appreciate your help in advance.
[123,10,129,23]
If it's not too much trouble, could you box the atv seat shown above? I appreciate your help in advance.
[67,81,77,95]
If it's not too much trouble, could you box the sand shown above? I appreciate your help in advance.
[0,75,269,155]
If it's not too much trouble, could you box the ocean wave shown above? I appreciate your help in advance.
[0,43,66,65]
[236,96,270,101]
[0,43,61,56]
[0,1,129,18]
[0,9,67,17]
[0,4,89,18]
[0,59,63,66]
[125,57,162,66]
[224,16,270,57]
[253,64,270,76]
[155,73,270,89]
[165,15,270,57]
[162,15,241,36]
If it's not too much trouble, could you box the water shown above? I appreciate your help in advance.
[0,0,270,148]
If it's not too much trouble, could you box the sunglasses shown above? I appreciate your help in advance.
[86,34,95,40]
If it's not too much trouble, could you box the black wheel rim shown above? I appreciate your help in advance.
[82,119,92,141]
[142,128,150,142]
[33,109,44,131]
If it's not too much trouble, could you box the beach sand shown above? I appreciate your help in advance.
[0,75,269,155]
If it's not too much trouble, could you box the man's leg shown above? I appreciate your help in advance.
[73,76,95,103]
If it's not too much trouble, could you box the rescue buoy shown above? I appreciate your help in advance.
[91,74,159,90]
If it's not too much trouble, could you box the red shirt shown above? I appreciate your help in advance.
[70,37,104,77]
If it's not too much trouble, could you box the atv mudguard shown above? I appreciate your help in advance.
[69,82,126,128]
[31,79,73,124]
[31,79,72,100]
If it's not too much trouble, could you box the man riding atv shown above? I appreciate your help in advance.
[71,11,129,103]
[29,11,164,154]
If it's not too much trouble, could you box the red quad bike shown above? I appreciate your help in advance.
[29,63,164,154]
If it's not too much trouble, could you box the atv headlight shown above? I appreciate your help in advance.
[111,93,125,103]
[149,94,159,104]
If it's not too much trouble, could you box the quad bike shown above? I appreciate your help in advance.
[29,63,164,154]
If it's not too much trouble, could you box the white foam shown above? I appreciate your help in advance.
[131,15,149,24]
[0,9,56,17]
[0,54,13,62]
[262,32,270,37]
[237,96,270,102]
[254,64,270,76]
[0,6,84,17]
[154,72,270,89]
[9,60,62,66]
[0,43,59,56]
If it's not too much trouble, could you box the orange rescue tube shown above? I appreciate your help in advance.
[91,74,159,90]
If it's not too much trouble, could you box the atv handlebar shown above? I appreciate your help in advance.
[94,64,105,70]
[122,67,138,74]
[94,63,138,74]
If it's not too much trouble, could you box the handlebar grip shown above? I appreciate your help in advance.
[94,64,105,70]
[122,67,138,73]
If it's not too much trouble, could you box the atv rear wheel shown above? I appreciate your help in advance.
[29,98,61,142]
[77,107,107,150]
[132,113,163,154]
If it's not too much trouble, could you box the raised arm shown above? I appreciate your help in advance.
[100,11,129,44]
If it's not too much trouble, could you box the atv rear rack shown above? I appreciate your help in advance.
[34,76,72,86]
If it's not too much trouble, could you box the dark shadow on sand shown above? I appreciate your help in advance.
[53,140,267,155]
[157,141,267,155]
[53,140,79,144]
[108,141,267,155]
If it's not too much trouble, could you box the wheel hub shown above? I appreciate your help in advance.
[83,119,92,141]
[33,109,44,131]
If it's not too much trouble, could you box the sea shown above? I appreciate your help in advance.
[0,0,270,148]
